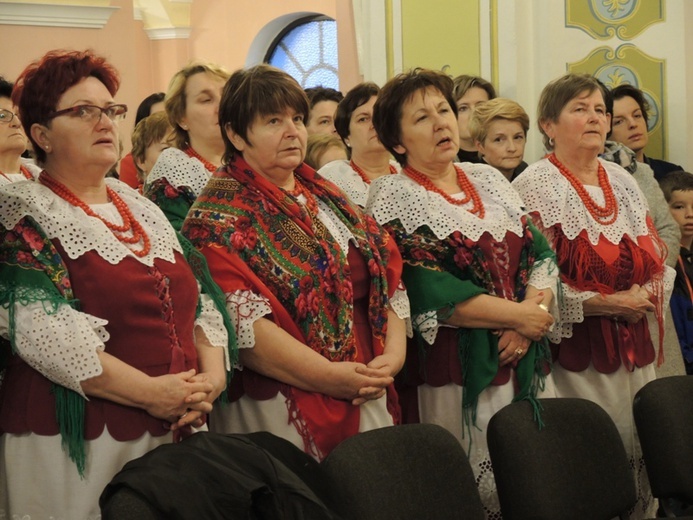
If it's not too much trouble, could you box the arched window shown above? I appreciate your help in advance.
[265,15,339,90]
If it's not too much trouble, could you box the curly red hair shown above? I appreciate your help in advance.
[12,49,120,163]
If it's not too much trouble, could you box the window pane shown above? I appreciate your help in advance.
[268,18,339,90]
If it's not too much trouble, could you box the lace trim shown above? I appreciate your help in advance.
[0,299,108,397]
[412,310,441,346]
[528,257,561,322]
[312,197,358,253]
[366,163,526,242]
[319,160,400,208]
[196,294,231,370]
[389,286,412,338]
[469,449,502,520]
[226,290,272,351]
[0,173,29,186]
[513,158,651,245]
[145,147,211,198]
[0,179,182,266]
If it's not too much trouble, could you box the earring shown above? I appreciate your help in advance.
[181,124,188,130]
[549,137,554,147]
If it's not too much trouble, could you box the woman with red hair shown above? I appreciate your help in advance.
[0,49,230,518]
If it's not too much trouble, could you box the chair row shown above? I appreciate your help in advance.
[100,375,693,519]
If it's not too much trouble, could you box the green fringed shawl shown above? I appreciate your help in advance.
[176,231,238,396]
[397,220,555,430]
[0,216,88,476]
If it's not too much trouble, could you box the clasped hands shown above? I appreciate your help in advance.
[497,294,554,366]
[143,368,225,431]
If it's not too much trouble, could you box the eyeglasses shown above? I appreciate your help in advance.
[0,109,20,124]
[45,104,128,124]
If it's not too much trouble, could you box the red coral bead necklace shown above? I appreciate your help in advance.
[285,175,319,216]
[548,153,618,225]
[349,159,397,185]
[39,172,151,257]
[0,165,34,181]
[185,147,218,173]
[404,164,485,218]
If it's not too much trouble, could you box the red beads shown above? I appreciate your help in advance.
[285,176,319,216]
[184,147,218,173]
[404,164,485,218]
[548,153,618,225]
[349,160,397,185]
[39,172,152,257]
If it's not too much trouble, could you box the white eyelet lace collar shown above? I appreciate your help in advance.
[366,162,526,241]
[145,147,211,197]
[512,157,651,245]
[0,178,182,266]
[319,160,400,208]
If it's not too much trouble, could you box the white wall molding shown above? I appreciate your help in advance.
[0,2,119,29]
[144,26,191,39]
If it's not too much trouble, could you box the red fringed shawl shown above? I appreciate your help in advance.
[542,216,667,372]
[182,156,403,457]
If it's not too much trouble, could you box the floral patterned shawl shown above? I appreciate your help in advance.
[182,155,402,456]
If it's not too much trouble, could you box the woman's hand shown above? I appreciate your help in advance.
[366,351,404,378]
[142,369,214,423]
[513,294,554,341]
[497,329,531,366]
[323,361,393,404]
[584,284,655,324]
[171,370,227,431]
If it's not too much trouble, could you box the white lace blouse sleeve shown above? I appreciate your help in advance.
[0,301,108,398]
[389,285,413,337]
[412,310,440,345]
[548,282,598,343]
[528,256,560,320]
[226,290,273,352]
[195,293,231,370]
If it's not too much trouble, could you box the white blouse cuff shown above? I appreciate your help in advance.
[412,310,441,346]
[550,284,598,342]
[195,294,231,371]
[389,286,413,338]
[1,301,108,397]
[225,290,273,351]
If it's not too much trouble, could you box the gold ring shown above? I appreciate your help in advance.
[180,411,188,419]
[539,303,549,312]
[515,348,524,356]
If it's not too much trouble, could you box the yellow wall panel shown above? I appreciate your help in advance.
[401,0,480,75]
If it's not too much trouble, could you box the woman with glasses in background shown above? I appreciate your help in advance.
[0,49,229,519]
[0,76,39,185]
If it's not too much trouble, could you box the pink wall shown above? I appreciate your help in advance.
[0,0,357,150]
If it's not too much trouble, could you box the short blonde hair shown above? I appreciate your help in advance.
[131,111,172,178]
[165,61,230,150]
[468,98,530,144]
[304,133,347,169]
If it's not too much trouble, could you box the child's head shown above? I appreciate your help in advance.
[131,111,173,183]
[660,171,693,245]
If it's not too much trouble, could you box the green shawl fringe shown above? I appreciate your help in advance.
[176,231,237,401]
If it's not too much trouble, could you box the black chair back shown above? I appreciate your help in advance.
[321,423,485,520]
[487,398,636,520]
[633,375,693,515]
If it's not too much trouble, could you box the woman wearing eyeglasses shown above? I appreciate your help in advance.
[0,76,39,185]
[0,50,230,519]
